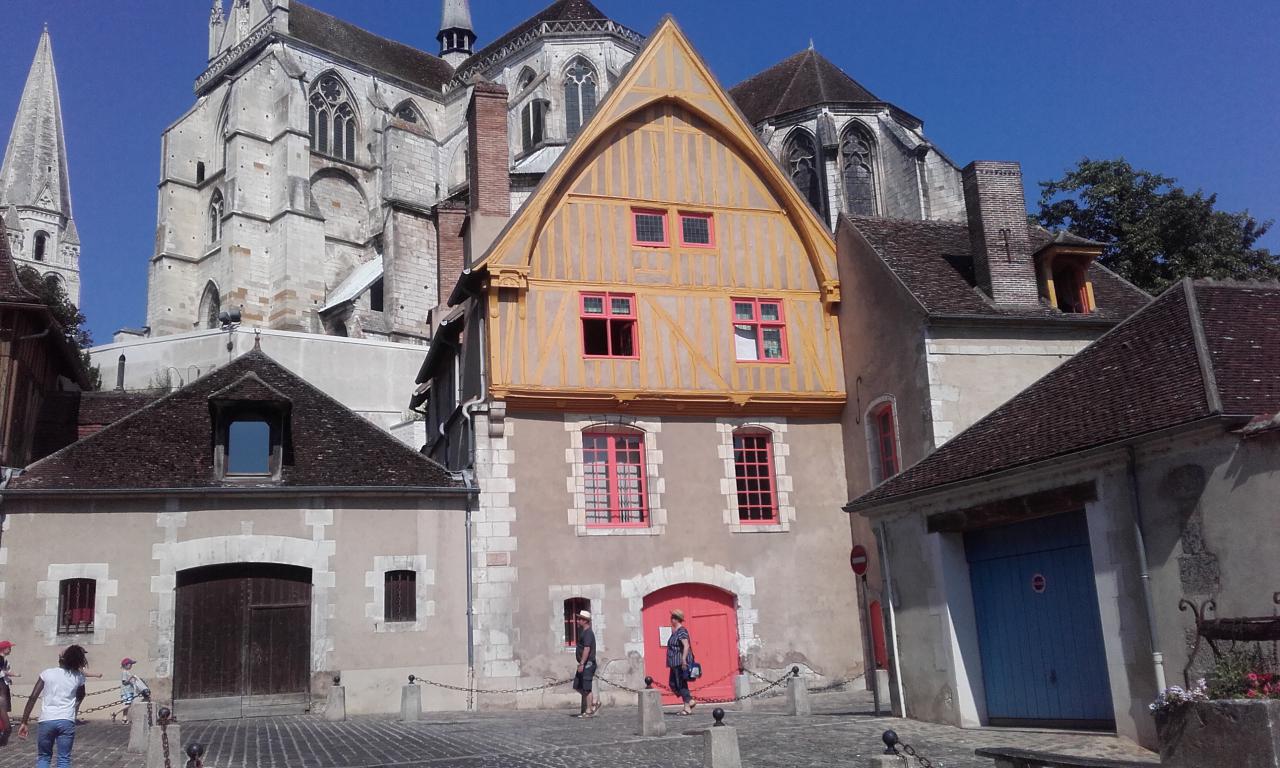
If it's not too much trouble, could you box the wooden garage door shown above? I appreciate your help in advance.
[173,563,311,718]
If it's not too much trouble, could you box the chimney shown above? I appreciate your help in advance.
[465,80,510,265]
[435,201,467,307]
[962,161,1038,306]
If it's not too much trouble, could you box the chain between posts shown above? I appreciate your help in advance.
[597,667,795,703]
[406,673,573,695]
[158,707,174,768]
[882,730,935,768]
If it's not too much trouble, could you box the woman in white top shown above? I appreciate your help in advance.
[17,644,87,768]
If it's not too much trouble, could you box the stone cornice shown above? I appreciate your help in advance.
[195,19,278,94]
[448,19,644,90]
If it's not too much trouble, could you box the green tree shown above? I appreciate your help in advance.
[16,266,101,390]
[1037,159,1278,294]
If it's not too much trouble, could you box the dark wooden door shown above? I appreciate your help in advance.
[174,563,311,701]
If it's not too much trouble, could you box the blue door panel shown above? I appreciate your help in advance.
[965,512,1113,725]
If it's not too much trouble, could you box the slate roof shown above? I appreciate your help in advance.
[729,48,882,126]
[289,2,454,91]
[7,348,464,493]
[452,0,616,77]
[845,215,1150,323]
[847,281,1280,511]
[31,391,162,463]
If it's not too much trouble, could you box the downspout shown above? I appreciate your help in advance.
[1127,445,1167,692]
[876,520,907,717]
[459,293,489,713]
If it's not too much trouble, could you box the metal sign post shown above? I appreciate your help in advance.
[851,545,880,716]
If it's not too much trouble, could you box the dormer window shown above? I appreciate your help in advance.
[210,374,292,481]
[228,419,271,475]
[1036,244,1098,314]
[1052,262,1089,313]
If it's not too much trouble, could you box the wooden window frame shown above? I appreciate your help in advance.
[678,211,715,248]
[57,578,96,635]
[870,401,900,485]
[384,570,416,623]
[562,597,591,647]
[580,292,638,359]
[732,298,789,363]
[732,429,778,524]
[631,209,669,247]
[582,428,649,528]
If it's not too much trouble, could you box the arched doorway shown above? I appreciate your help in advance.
[642,583,738,704]
[173,563,311,719]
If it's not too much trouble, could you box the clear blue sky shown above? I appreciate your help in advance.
[2,1,1276,343]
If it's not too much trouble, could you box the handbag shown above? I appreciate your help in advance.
[686,655,702,680]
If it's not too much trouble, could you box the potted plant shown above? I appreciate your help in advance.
[1152,651,1280,767]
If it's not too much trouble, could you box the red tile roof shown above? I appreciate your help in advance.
[847,281,1280,511]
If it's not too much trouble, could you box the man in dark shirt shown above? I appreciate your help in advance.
[572,610,599,717]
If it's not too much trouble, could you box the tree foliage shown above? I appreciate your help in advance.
[16,266,101,390]
[1037,159,1278,294]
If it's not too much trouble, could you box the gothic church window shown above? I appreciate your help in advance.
[393,100,423,124]
[840,123,877,216]
[208,191,224,244]
[309,74,358,162]
[564,58,597,139]
[199,282,221,330]
[784,130,826,218]
[34,231,49,261]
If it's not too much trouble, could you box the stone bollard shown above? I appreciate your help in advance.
[785,667,810,716]
[867,730,908,767]
[184,743,206,768]
[401,676,422,722]
[637,676,666,737]
[732,673,753,712]
[874,669,891,714]
[702,708,741,768]
[126,698,151,754]
[326,674,346,722]
[145,709,180,768]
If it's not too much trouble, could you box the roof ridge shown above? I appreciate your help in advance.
[1182,279,1223,414]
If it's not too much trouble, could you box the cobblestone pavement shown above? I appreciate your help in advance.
[0,687,1157,768]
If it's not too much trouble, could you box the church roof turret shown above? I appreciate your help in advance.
[729,47,886,126]
[0,27,75,220]
[440,0,473,33]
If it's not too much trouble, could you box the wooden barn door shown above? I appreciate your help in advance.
[173,563,311,720]
[642,584,739,704]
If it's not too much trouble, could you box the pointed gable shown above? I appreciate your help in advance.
[0,29,73,217]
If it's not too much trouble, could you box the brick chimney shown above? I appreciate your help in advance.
[435,201,467,308]
[962,161,1038,306]
[465,80,510,265]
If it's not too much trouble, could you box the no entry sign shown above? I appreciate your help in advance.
[850,545,869,576]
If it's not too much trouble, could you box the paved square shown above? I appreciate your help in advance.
[0,687,1156,768]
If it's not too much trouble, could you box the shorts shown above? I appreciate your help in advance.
[572,662,595,693]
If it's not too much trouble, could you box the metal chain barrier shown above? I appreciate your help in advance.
[597,667,794,704]
[77,697,126,716]
[882,730,936,768]
[158,707,174,768]
[407,673,573,695]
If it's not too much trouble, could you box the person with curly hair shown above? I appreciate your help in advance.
[17,644,87,768]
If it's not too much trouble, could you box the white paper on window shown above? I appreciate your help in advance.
[735,324,759,360]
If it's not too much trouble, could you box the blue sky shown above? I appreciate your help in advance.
[2,0,1276,343]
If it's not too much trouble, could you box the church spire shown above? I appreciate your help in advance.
[438,0,475,69]
[0,27,82,305]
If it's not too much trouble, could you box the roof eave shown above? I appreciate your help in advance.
[0,484,475,500]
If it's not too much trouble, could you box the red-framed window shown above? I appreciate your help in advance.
[678,212,715,248]
[57,578,96,635]
[563,597,590,647]
[581,292,637,358]
[732,298,787,362]
[869,402,899,485]
[733,429,777,523]
[384,570,416,622]
[631,209,668,246]
[583,428,648,527]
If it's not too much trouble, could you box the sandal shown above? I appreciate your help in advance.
[688,700,697,711]
[588,701,603,716]
[677,708,692,716]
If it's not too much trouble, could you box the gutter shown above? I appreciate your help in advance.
[0,485,477,500]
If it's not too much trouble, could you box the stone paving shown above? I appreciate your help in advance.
[0,687,1157,768]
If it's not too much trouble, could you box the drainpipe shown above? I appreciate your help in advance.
[459,296,490,713]
[876,520,907,717]
[1127,446,1167,692]
[461,467,478,712]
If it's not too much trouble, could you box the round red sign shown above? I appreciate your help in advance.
[850,545,869,576]
[1031,573,1047,593]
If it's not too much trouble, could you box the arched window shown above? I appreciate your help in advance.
[208,190,224,244]
[784,130,826,218]
[309,73,357,161]
[564,58,597,139]
[582,426,647,527]
[839,123,877,216]
[199,281,221,329]
[517,70,545,153]
[867,400,900,486]
[563,597,591,647]
[516,67,536,93]
[196,161,206,183]
[393,99,423,124]
[732,428,777,523]
[33,231,49,262]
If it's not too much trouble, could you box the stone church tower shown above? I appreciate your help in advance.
[0,27,82,305]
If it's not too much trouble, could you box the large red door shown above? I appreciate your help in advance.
[642,584,739,704]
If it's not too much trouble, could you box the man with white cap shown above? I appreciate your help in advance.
[572,610,600,717]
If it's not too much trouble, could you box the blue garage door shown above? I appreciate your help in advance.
[965,512,1113,728]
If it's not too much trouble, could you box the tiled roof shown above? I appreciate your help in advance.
[289,2,454,92]
[847,281,1280,511]
[729,48,881,125]
[844,215,1150,322]
[453,0,614,77]
[31,391,162,463]
[8,348,463,493]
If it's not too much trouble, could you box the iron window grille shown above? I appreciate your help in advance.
[57,578,95,635]
[384,570,416,622]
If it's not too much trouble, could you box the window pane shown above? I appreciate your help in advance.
[609,320,635,357]
[228,420,271,474]
[681,215,710,245]
[734,302,756,321]
[609,296,632,316]
[734,324,759,360]
[761,327,784,359]
[759,302,781,322]
[582,318,609,355]
[583,296,605,315]
[634,213,665,243]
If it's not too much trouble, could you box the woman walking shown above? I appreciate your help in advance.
[0,640,18,747]
[666,610,697,715]
[17,644,87,768]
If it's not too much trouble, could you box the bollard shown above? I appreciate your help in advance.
[785,667,810,716]
[185,743,205,768]
[702,708,741,768]
[867,730,907,767]
[145,708,180,768]
[325,674,347,722]
[127,699,151,753]
[732,672,753,711]
[401,676,422,722]
[874,669,891,715]
[637,683,665,737]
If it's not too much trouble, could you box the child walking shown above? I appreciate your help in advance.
[113,659,147,725]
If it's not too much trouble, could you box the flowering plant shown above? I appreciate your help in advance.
[1207,649,1280,700]
[1243,672,1280,699]
[1149,679,1209,713]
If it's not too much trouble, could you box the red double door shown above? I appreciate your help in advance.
[642,583,739,704]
